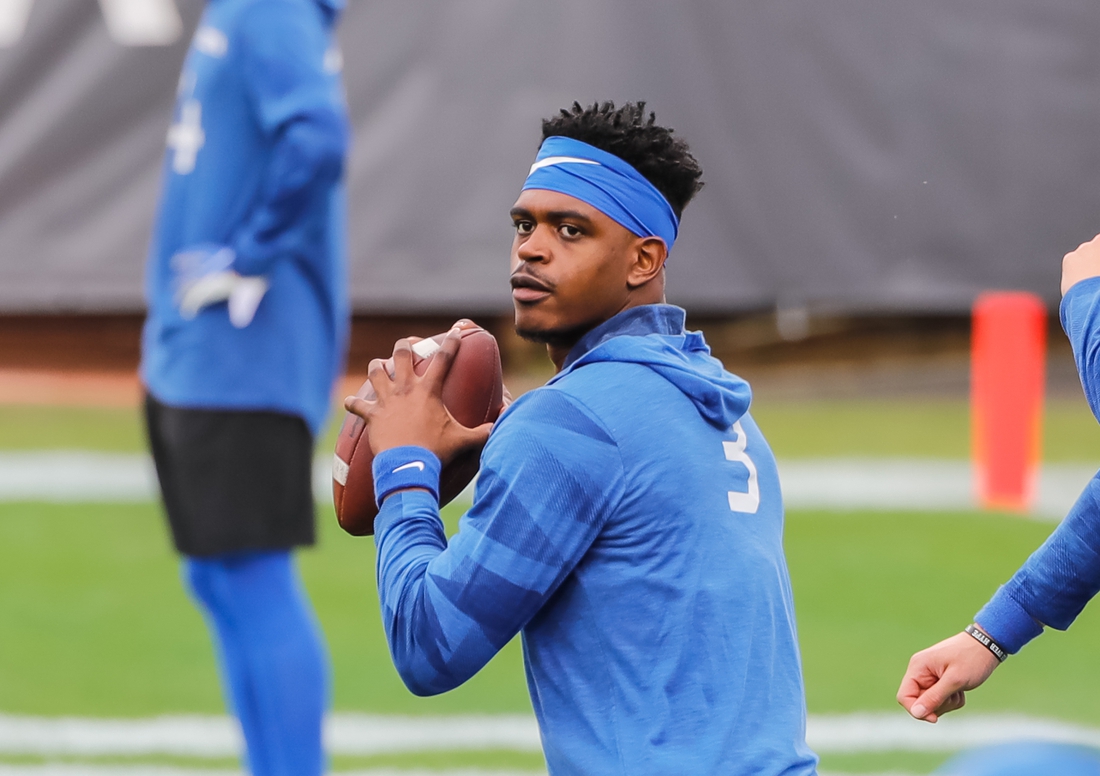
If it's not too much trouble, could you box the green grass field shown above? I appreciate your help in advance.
[5,394,1099,460]
[2,396,1099,773]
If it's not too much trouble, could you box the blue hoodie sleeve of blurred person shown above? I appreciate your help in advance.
[976,277,1100,653]
[231,0,348,277]
[142,0,349,435]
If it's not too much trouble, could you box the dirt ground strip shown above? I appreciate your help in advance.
[0,311,1084,407]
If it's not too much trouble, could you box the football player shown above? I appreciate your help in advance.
[140,1,348,774]
[345,101,818,775]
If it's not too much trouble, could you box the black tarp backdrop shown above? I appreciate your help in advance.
[0,0,1097,315]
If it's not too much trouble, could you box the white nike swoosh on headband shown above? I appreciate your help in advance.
[392,461,426,473]
[528,156,601,174]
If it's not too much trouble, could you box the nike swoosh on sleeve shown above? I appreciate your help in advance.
[392,461,426,473]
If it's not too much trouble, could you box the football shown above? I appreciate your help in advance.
[332,322,505,536]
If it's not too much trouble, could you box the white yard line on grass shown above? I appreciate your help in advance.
[778,458,1096,519]
[807,712,1100,752]
[0,715,541,757]
[0,451,1093,518]
[0,453,335,506]
[0,453,157,503]
[0,712,1098,758]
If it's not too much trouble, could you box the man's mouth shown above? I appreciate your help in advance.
[510,273,553,303]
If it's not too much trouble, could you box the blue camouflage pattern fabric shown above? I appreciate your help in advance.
[373,304,818,776]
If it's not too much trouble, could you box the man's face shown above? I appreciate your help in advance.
[509,189,641,347]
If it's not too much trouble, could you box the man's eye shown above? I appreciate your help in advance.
[560,224,582,238]
[514,221,533,235]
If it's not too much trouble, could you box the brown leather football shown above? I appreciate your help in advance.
[332,323,504,536]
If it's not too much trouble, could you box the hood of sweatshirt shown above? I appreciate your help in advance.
[210,0,343,22]
[314,0,343,22]
[548,305,752,429]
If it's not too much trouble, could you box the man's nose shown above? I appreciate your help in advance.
[516,224,552,263]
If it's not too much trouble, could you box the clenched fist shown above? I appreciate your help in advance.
[897,631,1001,723]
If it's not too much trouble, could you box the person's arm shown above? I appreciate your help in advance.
[897,475,1100,722]
[975,259,1100,646]
[344,332,624,695]
[230,2,348,277]
[967,273,1100,644]
[976,473,1100,644]
[898,237,1100,723]
[371,398,623,695]
[1061,282,1100,424]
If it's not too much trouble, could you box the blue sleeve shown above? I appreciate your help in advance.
[230,2,348,276]
[977,472,1100,651]
[1060,276,1100,421]
[975,279,1100,652]
[372,389,626,696]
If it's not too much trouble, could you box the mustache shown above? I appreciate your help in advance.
[509,269,555,293]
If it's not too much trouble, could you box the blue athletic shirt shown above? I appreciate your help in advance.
[372,305,819,776]
[141,0,349,436]
[976,277,1100,652]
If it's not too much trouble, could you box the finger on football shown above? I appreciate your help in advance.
[441,406,494,443]
[391,338,414,379]
[424,327,462,389]
[366,358,392,396]
[343,396,374,418]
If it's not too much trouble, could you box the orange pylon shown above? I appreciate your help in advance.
[971,292,1047,511]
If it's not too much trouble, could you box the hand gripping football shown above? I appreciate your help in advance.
[332,322,505,536]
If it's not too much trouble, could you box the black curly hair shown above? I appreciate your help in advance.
[540,101,704,219]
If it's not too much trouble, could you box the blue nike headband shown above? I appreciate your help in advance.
[521,136,679,250]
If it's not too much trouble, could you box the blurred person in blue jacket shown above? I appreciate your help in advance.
[898,232,1100,725]
[344,102,818,776]
[139,1,349,774]
[934,742,1100,776]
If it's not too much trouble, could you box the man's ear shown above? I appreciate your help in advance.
[626,237,668,289]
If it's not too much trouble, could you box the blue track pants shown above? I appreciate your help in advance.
[184,550,329,776]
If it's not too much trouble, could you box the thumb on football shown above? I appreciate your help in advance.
[344,395,373,418]
[438,417,494,462]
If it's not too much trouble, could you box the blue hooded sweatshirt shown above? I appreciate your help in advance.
[141,0,349,436]
[976,276,1100,652]
[371,305,819,776]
